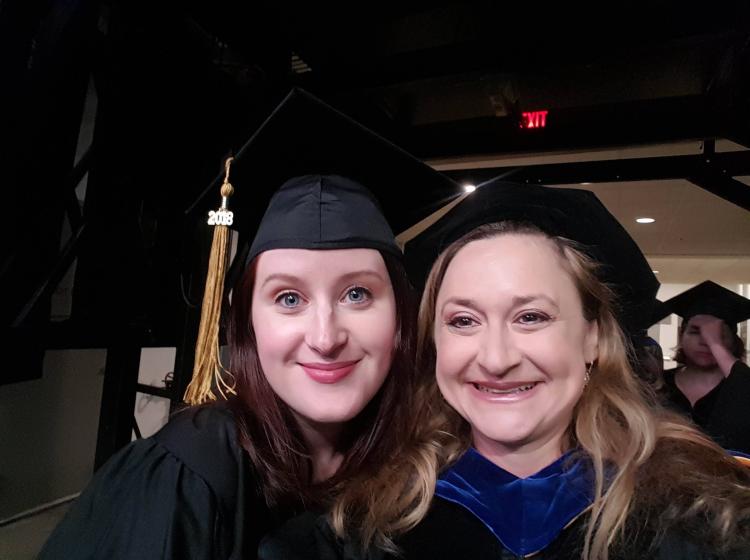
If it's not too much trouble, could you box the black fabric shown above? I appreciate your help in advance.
[187,88,458,259]
[403,180,659,334]
[258,497,747,560]
[662,361,750,454]
[395,499,750,560]
[38,403,274,560]
[659,281,750,331]
[246,175,400,265]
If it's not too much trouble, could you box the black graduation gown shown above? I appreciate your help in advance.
[258,449,749,560]
[258,498,747,560]
[662,360,750,453]
[38,402,275,560]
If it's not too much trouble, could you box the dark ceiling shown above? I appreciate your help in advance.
[182,1,750,155]
[2,0,750,383]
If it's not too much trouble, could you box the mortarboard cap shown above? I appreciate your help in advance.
[660,281,750,331]
[647,299,669,326]
[404,179,660,334]
[245,174,401,264]
[184,88,458,404]
[188,88,459,260]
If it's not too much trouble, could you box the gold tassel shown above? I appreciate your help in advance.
[184,157,238,405]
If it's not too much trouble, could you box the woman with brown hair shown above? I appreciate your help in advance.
[38,90,453,559]
[659,281,750,454]
[260,180,750,559]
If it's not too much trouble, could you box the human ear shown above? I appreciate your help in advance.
[584,319,599,364]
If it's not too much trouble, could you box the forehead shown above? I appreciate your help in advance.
[445,234,562,279]
[684,314,722,328]
[438,234,577,299]
[254,247,388,277]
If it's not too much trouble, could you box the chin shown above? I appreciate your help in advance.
[302,402,364,425]
[688,357,718,369]
[470,417,538,447]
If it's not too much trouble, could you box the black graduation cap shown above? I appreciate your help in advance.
[245,174,401,264]
[660,280,750,331]
[404,179,660,334]
[648,299,669,326]
[184,88,458,404]
[187,88,459,258]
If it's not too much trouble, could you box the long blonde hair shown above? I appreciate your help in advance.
[416,222,750,558]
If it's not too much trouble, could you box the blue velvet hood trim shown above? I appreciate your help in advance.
[436,448,596,556]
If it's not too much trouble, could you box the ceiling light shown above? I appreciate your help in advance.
[652,270,659,274]
[463,184,477,193]
[636,217,655,224]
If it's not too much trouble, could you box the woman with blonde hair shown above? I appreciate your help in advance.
[260,180,750,559]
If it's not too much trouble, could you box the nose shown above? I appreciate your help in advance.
[305,304,348,356]
[476,323,522,376]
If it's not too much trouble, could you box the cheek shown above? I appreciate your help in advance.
[521,328,586,381]
[681,336,699,352]
[434,339,466,410]
[434,332,474,381]
[352,307,398,362]
[251,307,301,363]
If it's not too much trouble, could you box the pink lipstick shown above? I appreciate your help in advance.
[300,360,359,384]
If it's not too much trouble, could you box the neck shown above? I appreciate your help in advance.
[675,365,724,407]
[472,429,566,478]
[294,414,346,482]
[678,364,724,384]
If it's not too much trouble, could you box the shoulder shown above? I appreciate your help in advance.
[727,360,750,381]
[662,367,679,383]
[651,525,750,560]
[153,401,248,511]
[154,400,239,455]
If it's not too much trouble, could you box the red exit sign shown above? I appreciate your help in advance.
[520,110,548,129]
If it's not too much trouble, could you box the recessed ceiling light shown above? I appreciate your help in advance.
[636,217,655,224]
[652,270,660,274]
[463,184,477,193]
[581,182,591,185]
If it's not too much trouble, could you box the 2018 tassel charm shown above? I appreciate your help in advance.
[184,157,238,405]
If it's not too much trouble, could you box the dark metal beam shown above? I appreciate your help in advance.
[444,151,750,187]
[688,173,750,212]
[11,223,88,328]
[136,383,172,400]
[94,345,141,469]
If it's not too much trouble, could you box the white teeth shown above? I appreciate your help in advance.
[474,383,536,394]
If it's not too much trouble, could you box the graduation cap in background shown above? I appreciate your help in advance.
[659,280,750,332]
[183,88,459,405]
[404,179,660,335]
[648,299,669,326]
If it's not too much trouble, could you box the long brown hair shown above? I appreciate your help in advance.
[415,222,750,559]
[225,251,419,512]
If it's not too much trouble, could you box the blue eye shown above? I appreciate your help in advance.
[276,292,301,308]
[344,286,372,304]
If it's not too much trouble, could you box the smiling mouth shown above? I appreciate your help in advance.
[299,360,361,384]
[472,382,538,395]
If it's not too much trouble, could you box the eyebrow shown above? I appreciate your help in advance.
[511,294,559,309]
[260,269,387,288]
[441,294,559,311]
